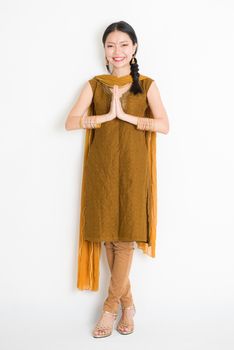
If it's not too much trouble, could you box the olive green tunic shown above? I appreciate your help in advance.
[83,76,154,242]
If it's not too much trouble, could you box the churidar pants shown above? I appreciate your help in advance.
[103,241,135,314]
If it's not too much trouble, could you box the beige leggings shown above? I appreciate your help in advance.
[103,241,135,314]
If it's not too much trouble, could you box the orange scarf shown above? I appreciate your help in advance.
[77,74,157,291]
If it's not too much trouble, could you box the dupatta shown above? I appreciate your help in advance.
[77,74,157,291]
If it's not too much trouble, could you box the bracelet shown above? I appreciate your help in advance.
[136,117,156,131]
[81,116,102,129]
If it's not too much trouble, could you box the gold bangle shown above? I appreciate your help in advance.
[83,116,102,129]
[91,116,95,128]
[137,117,145,130]
[93,116,97,128]
[137,117,155,131]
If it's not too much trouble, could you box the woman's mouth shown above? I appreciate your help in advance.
[113,57,125,62]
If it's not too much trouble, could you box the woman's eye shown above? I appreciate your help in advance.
[107,44,128,48]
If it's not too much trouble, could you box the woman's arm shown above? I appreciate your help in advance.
[65,81,111,131]
[118,81,170,134]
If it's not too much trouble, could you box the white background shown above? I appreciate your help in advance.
[0,0,233,349]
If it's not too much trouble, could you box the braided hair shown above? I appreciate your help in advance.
[102,20,143,95]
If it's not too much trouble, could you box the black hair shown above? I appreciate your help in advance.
[102,20,143,95]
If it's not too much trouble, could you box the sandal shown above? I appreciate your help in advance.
[116,304,136,335]
[92,310,118,338]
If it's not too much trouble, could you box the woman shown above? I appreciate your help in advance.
[65,20,169,338]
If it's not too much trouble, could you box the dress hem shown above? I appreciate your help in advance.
[84,238,148,243]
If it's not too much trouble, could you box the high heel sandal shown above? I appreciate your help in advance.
[116,304,136,335]
[92,310,118,338]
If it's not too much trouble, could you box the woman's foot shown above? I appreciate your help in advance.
[92,310,118,338]
[116,304,136,335]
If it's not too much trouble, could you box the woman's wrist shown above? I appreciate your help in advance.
[82,115,102,129]
[136,117,157,131]
[81,113,115,128]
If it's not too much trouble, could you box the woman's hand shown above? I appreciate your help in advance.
[114,85,126,120]
[106,85,126,122]
[105,87,117,121]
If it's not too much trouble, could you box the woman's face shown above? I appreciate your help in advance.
[104,30,137,72]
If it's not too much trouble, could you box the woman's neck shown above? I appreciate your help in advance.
[111,68,131,77]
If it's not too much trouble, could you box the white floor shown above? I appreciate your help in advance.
[1,301,233,350]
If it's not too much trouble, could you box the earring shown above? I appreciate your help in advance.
[105,57,110,72]
[131,56,136,64]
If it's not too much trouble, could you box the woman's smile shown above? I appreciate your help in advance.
[113,57,125,62]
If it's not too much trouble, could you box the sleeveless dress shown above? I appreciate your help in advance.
[83,76,154,243]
